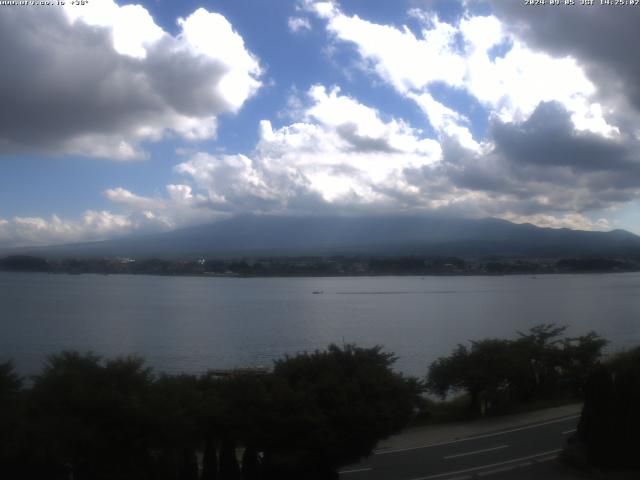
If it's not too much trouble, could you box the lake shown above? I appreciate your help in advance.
[1,272,639,377]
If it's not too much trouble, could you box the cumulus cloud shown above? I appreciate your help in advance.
[172,85,441,209]
[408,92,479,151]
[0,211,135,247]
[5,1,640,247]
[0,1,261,160]
[487,1,640,118]
[0,184,219,248]
[423,101,640,219]
[254,1,640,228]
[104,185,217,227]
[491,102,634,174]
[17,84,436,246]
[307,1,617,137]
[6,81,640,248]
[109,88,640,226]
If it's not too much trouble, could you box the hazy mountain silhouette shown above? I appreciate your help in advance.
[10,215,640,259]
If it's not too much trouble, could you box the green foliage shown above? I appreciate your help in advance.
[0,362,23,472]
[1,345,419,479]
[427,340,515,414]
[0,361,22,396]
[27,352,155,479]
[262,344,419,475]
[427,324,607,415]
[147,373,202,480]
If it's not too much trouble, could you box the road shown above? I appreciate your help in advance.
[339,414,579,480]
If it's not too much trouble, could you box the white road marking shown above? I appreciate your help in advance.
[407,449,562,480]
[444,445,508,460]
[339,467,372,475]
[562,428,576,435]
[375,415,579,455]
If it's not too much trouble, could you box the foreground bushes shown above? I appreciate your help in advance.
[0,345,420,480]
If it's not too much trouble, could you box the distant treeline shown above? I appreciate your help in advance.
[1,326,638,477]
[1,254,638,276]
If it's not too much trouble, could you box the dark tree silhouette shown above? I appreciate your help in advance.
[262,344,420,478]
[427,340,514,415]
[576,347,640,469]
[26,352,154,479]
[201,436,219,480]
[2,345,419,479]
[241,445,261,480]
[147,373,202,480]
[427,325,607,415]
[219,438,241,480]
[0,255,49,272]
[0,362,23,476]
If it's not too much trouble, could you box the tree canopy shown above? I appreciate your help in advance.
[0,345,419,480]
[426,324,607,415]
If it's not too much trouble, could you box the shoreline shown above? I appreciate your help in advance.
[1,269,639,279]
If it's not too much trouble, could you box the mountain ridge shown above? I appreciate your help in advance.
[4,214,640,259]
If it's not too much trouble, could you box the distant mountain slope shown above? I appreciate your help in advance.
[9,215,640,259]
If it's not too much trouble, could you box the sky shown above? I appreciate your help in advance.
[1,0,640,247]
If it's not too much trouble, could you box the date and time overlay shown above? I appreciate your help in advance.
[1,0,640,7]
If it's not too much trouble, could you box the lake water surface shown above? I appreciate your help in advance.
[1,272,639,377]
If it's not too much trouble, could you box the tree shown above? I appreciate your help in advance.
[261,344,420,478]
[1,345,420,479]
[27,351,155,480]
[196,372,272,480]
[0,362,23,476]
[427,340,514,415]
[559,331,608,397]
[512,324,569,399]
[147,373,202,480]
[427,325,608,415]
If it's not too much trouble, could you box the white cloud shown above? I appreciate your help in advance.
[0,2,261,160]
[175,153,277,209]
[308,2,618,137]
[501,213,611,232]
[408,92,479,151]
[104,185,216,228]
[74,84,444,236]
[0,211,135,247]
[321,8,465,93]
[252,85,441,204]
[104,187,164,212]
[288,16,312,33]
[177,8,261,112]
[7,79,631,248]
[64,1,164,59]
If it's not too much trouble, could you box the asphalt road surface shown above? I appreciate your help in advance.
[339,414,579,480]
